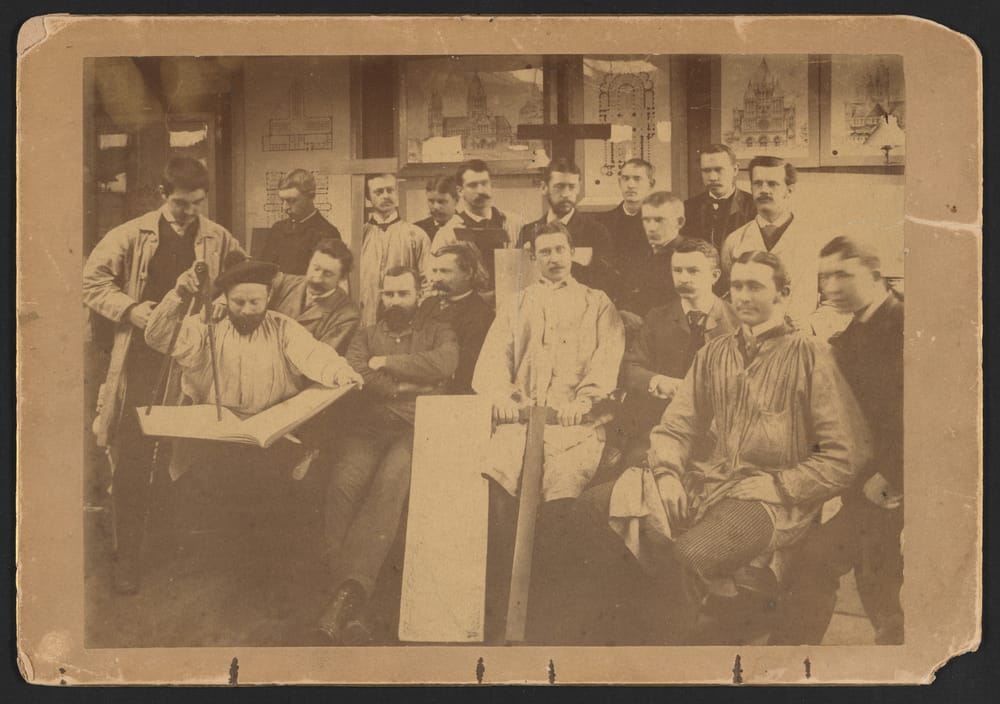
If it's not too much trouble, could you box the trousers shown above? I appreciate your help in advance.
[325,413,414,596]
[768,496,903,645]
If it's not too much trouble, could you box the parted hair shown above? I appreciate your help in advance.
[278,169,316,197]
[672,237,721,269]
[161,157,210,195]
[456,159,491,186]
[426,175,459,197]
[748,155,797,186]
[433,243,490,291]
[734,249,791,291]
[542,158,581,183]
[819,235,882,273]
[525,220,574,250]
[311,237,354,276]
[620,157,655,180]
[700,143,738,167]
[365,172,397,199]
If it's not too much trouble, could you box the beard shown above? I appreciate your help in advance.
[230,311,267,336]
[380,305,415,331]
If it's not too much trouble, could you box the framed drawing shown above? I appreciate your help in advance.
[820,54,906,166]
[716,54,821,167]
[399,55,548,175]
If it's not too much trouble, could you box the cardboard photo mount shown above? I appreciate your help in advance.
[16,14,982,685]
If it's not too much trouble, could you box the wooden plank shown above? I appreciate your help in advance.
[398,395,492,643]
[494,248,534,311]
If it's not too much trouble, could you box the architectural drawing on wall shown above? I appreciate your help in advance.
[263,170,332,226]
[262,81,334,152]
[596,70,655,177]
[828,55,905,163]
[404,57,544,166]
[720,55,810,160]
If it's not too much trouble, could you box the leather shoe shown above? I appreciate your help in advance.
[312,580,366,645]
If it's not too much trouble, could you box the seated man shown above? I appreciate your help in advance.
[269,237,360,356]
[313,266,458,644]
[769,236,904,645]
[556,250,870,645]
[472,221,625,641]
[616,238,739,468]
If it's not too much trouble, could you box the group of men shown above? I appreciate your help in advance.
[84,143,903,647]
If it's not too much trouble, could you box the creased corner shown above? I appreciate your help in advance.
[16,647,34,683]
[16,15,69,58]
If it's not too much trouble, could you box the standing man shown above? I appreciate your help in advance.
[616,191,688,322]
[721,156,821,329]
[770,236,904,645]
[418,243,495,394]
[517,158,616,296]
[431,159,523,252]
[83,156,245,593]
[359,173,431,327]
[595,158,656,280]
[414,176,460,241]
[616,238,739,467]
[313,267,458,644]
[261,169,342,275]
[269,238,360,355]
[681,144,755,254]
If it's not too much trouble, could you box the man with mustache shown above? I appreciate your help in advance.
[473,221,624,642]
[314,267,458,644]
[430,159,523,252]
[268,238,360,355]
[721,156,821,329]
[681,144,756,260]
[414,176,461,242]
[359,173,431,327]
[83,156,245,593]
[517,158,616,297]
[417,243,494,394]
[260,169,343,275]
[595,158,657,285]
[615,238,739,469]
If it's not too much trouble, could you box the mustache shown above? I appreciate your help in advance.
[755,196,773,202]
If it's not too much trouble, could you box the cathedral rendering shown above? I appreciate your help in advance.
[728,58,797,150]
[427,73,515,151]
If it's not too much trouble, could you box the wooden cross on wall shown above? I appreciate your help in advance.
[515,58,611,162]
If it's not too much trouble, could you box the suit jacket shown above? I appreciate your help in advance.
[619,295,739,433]
[416,292,495,394]
[615,239,684,317]
[260,211,342,275]
[269,273,361,355]
[682,188,756,253]
[517,210,616,296]
[829,292,904,495]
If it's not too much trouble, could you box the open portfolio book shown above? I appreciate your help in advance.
[136,383,355,448]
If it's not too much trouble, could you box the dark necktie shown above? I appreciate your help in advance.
[761,224,780,251]
[370,217,399,232]
[742,333,759,365]
[686,309,708,349]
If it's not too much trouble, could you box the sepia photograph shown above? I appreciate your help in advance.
[17,15,981,685]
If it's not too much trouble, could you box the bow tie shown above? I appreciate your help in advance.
[686,309,708,330]
[370,216,400,232]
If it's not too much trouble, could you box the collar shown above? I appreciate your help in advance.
[445,289,475,303]
[708,186,736,201]
[650,235,682,254]
[546,208,575,225]
[854,287,892,323]
[292,209,319,225]
[742,313,787,339]
[159,206,195,236]
[620,201,642,217]
[462,207,493,223]
[537,275,575,290]
[370,210,400,225]
[305,286,338,304]
[756,211,793,229]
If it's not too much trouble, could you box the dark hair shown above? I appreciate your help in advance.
[433,243,490,291]
[365,172,397,199]
[748,155,797,186]
[733,250,791,291]
[381,265,420,290]
[672,237,720,269]
[311,237,354,276]
[278,169,316,197]
[620,158,655,180]
[455,159,491,186]
[699,143,738,167]
[642,190,684,211]
[160,157,210,196]
[525,221,574,250]
[819,235,882,273]
[542,158,581,184]
[426,175,458,197]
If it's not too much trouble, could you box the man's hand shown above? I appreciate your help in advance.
[619,310,644,332]
[649,374,681,401]
[728,475,783,504]
[862,472,902,510]
[211,297,228,323]
[127,301,156,330]
[368,355,387,371]
[396,381,438,395]
[555,398,592,426]
[655,472,688,525]
[333,366,364,389]
[174,265,202,297]
[492,397,522,424]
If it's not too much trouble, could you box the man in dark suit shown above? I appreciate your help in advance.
[595,158,656,283]
[517,158,616,297]
[770,236,904,646]
[616,238,739,466]
[261,169,342,275]
[681,144,755,259]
